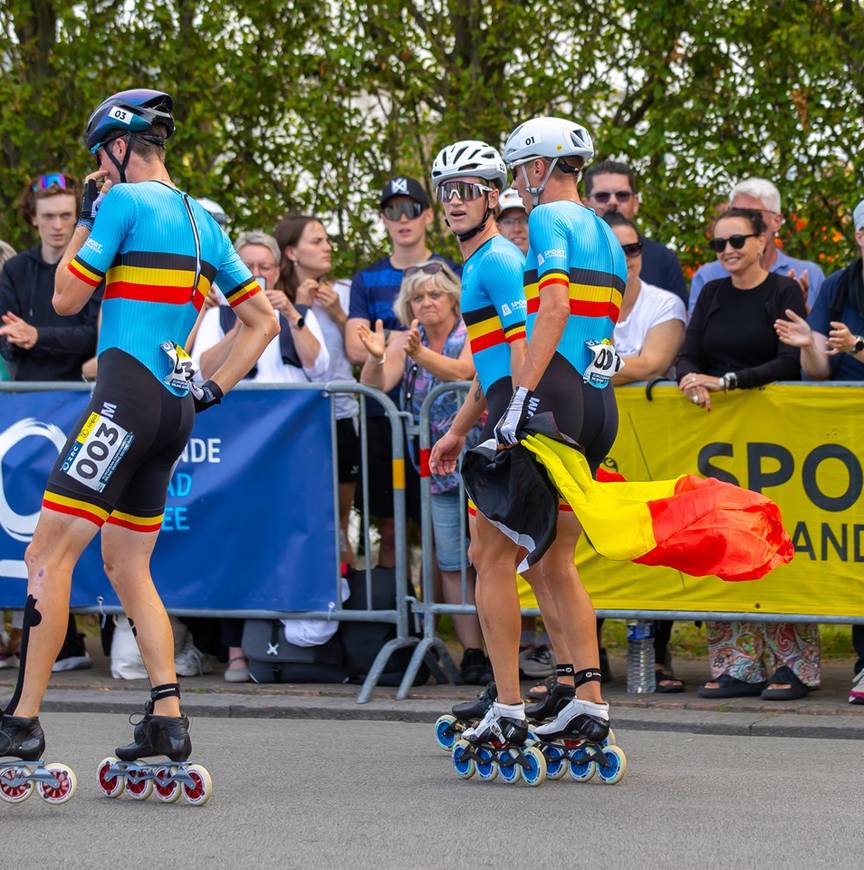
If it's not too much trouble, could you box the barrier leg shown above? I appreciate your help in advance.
[395,637,460,700]
[355,636,419,704]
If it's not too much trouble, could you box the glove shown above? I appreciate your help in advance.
[493,386,539,447]
[191,379,223,413]
[77,179,105,230]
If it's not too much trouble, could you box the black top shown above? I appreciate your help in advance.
[0,245,101,381]
[676,272,804,388]
[640,237,688,305]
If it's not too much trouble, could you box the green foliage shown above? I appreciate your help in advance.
[2,0,863,276]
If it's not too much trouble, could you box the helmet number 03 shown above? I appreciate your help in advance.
[107,107,132,124]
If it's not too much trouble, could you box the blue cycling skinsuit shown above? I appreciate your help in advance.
[459,234,527,439]
[523,200,627,472]
[43,180,259,531]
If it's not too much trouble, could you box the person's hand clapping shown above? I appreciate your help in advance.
[357,318,386,362]
[827,320,856,355]
[0,312,37,350]
[404,319,424,360]
[774,309,813,348]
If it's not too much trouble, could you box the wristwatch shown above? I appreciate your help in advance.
[292,316,305,330]
[722,371,738,391]
[850,336,864,354]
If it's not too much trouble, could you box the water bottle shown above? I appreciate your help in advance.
[626,620,656,693]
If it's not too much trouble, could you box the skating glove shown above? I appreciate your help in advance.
[191,379,223,413]
[494,386,539,447]
[77,179,106,230]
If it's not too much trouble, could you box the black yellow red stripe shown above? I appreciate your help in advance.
[524,267,624,321]
[224,277,260,308]
[42,491,109,527]
[504,323,526,343]
[107,509,164,533]
[104,264,211,311]
[68,258,103,287]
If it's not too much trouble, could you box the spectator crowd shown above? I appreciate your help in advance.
[1,152,862,707]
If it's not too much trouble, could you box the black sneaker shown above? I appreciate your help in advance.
[52,632,93,673]
[460,648,492,686]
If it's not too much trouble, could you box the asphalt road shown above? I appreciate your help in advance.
[2,713,860,869]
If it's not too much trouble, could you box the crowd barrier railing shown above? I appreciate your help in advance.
[0,380,420,705]
[397,380,864,699]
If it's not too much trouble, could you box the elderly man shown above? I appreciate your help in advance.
[690,177,824,311]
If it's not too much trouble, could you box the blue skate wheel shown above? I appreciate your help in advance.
[497,749,522,784]
[475,747,498,781]
[452,740,476,779]
[521,747,546,787]
[568,754,596,783]
[603,728,616,747]
[595,745,627,785]
[544,745,567,780]
[434,715,458,752]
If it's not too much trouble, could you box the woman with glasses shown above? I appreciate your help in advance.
[495,188,529,255]
[357,261,490,684]
[677,207,817,701]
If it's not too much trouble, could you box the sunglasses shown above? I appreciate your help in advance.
[709,233,758,253]
[383,199,424,221]
[589,190,633,204]
[498,215,528,228]
[621,241,643,258]
[30,172,75,192]
[437,180,492,203]
[404,262,445,278]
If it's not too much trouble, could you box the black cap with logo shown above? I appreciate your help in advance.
[379,176,430,210]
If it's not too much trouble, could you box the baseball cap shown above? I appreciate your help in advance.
[854,198,864,231]
[498,187,526,214]
[198,197,228,226]
[379,176,429,210]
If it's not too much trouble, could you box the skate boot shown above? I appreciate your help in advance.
[451,701,546,786]
[525,665,576,722]
[96,683,212,806]
[433,682,496,752]
[0,714,77,804]
[531,668,627,785]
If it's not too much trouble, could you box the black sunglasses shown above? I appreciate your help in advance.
[709,233,758,253]
[590,190,633,204]
[403,262,444,278]
[383,199,424,221]
[621,241,643,258]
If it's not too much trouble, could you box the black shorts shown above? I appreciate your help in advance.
[479,377,514,442]
[535,352,618,474]
[42,348,194,532]
[355,414,394,518]
[336,417,360,484]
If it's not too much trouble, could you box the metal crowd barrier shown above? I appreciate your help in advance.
[0,380,419,705]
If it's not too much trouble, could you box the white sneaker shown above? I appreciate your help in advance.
[519,644,554,678]
[110,616,148,680]
[533,697,609,737]
[850,668,864,705]
[175,641,212,677]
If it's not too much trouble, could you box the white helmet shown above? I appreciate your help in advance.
[497,187,526,214]
[197,197,228,227]
[431,140,507,190]
[503,117,594,166]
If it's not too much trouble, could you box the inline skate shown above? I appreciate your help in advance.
[451,702,546,786]
[0,714,77,804]
[96,684,212,805]
[434,682,496,751]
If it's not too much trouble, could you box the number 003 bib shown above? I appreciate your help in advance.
[61,412,135,492]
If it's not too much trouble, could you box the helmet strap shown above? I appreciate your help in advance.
[103,134,133,183]
[448,193,492,243]
[521,158,559,208]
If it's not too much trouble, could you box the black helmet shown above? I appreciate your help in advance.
[86,89,175,154]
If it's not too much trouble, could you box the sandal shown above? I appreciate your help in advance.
[698,673,767,698]
[655,668,685,694]
[760,666,809,701]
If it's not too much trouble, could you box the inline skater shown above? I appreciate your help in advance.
[0,89,278,803]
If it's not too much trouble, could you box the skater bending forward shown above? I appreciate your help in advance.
[0,90,277,779]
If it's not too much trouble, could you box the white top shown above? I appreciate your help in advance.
[614,280,687,359]
[313,280,358,420]
[191,303,330,384]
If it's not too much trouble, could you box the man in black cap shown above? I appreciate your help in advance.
[345,176,458,567]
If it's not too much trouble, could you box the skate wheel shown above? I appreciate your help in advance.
[526,729,539,745]
[544,745,568,780]
[496,749,522,784]
[0,765,34,802]
[568,755,596,783]
[434,715,458,752]
[154,766,182,803]
[182,764,213,806]
[38,763,77,804]
[603,728,616,747]
[474,747,498,781]
[521,747,546,787]
[596,745,627,785]
[451,740,475,780]
[96,757,125,798]
[125,767,153,801]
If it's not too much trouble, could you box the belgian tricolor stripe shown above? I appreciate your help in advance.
[104,264,212,311]
[504,323,526,343]
[224,277,261,308]
[524,269,624,322]
[42,491,109,527]
[107,510,164,533]
[68,258,103,287]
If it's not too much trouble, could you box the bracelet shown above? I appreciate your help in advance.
[722,371,738,391]
[368,353,386,366]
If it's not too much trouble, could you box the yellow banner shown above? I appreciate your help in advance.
[566,383,864,618]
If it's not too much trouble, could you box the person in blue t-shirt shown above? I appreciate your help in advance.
[345,176,458,568]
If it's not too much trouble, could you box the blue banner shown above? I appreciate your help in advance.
[0,387,338,612]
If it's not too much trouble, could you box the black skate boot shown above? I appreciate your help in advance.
[433,682,496,752]
[0,714,77,804]
[452,702,547,786]
[525,681,575,723]
[96,683,212,806]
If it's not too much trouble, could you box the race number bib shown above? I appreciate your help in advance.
[583,339,623,388]
[161,341,197,392]
[62,412,134,492]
